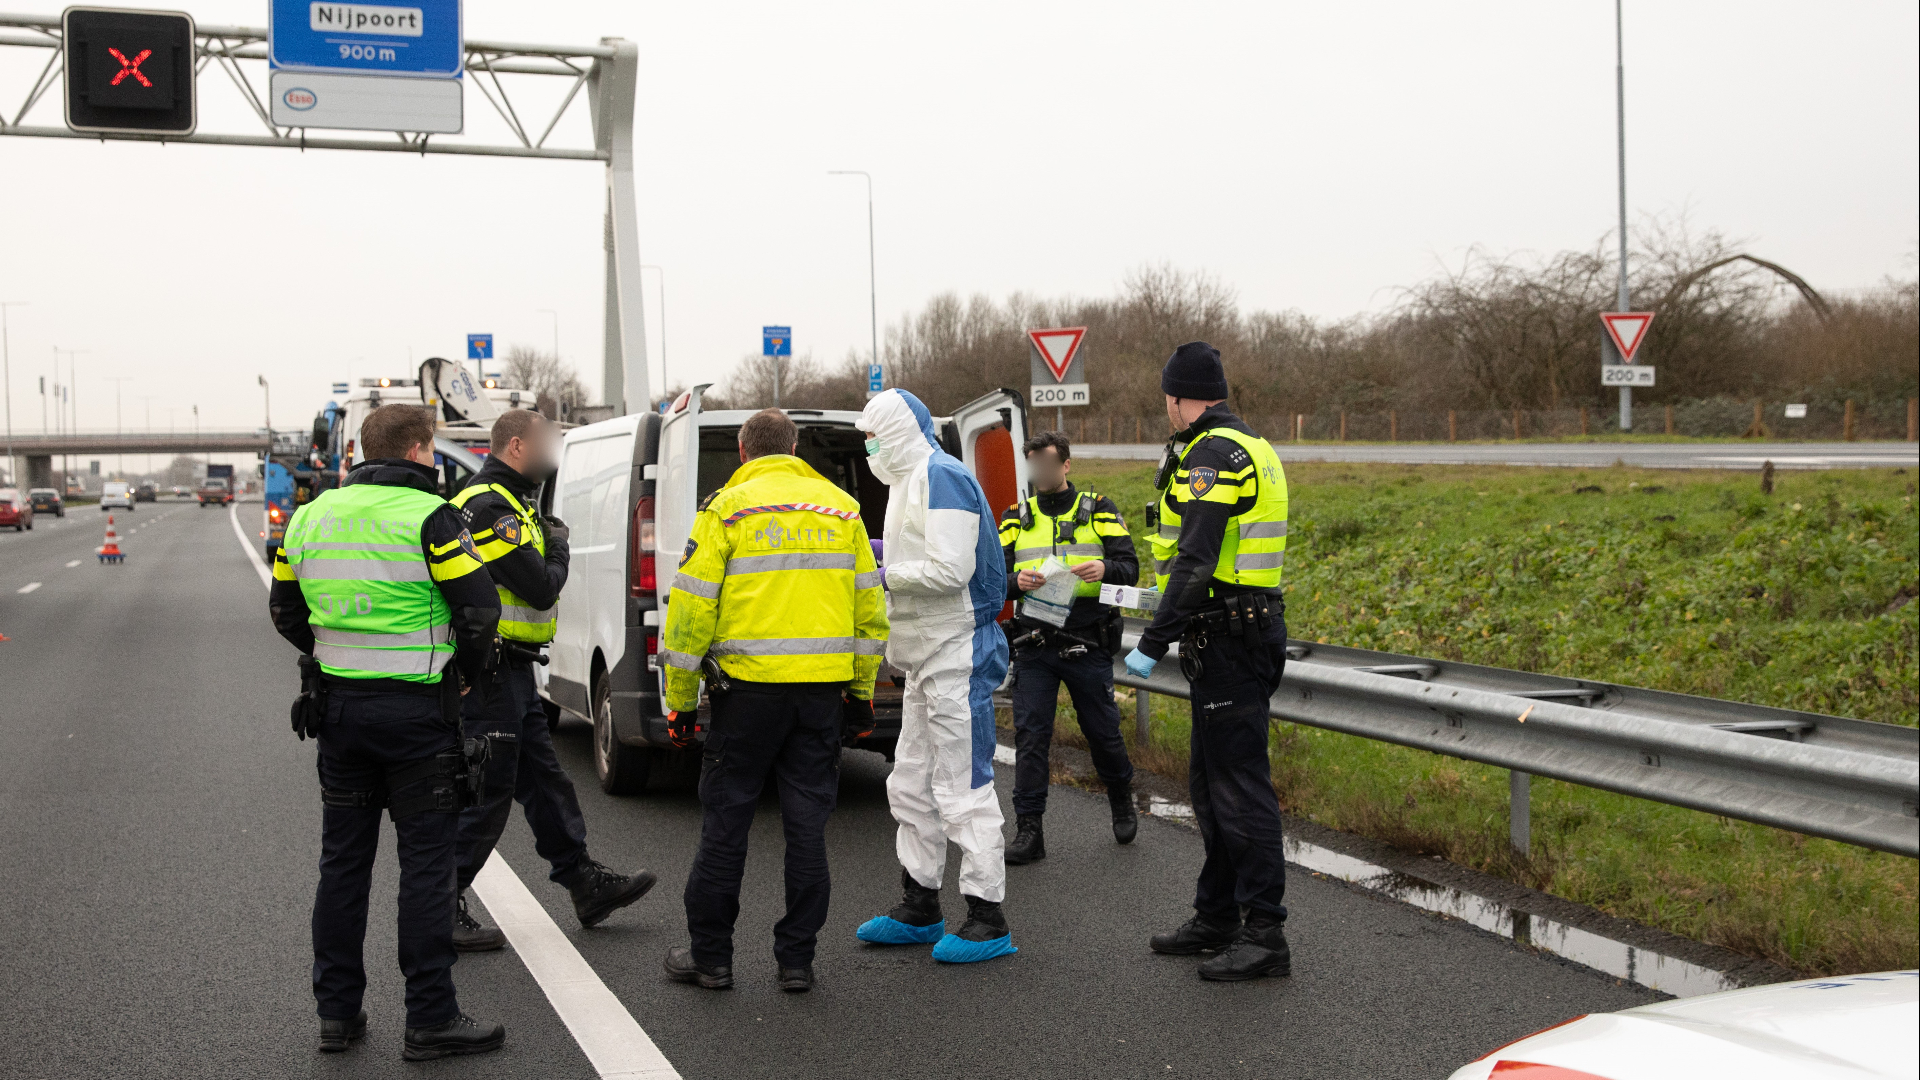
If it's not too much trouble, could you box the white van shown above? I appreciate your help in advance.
[540,385,1029,794]
[100,480,135,511]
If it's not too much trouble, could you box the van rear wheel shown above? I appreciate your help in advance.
[592,674,650,795]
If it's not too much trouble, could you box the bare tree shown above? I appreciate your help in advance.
[501,344,591,418]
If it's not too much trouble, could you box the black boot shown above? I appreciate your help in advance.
[954,895,1010,942]
[402,1013,506,1060]
[453,890,506,952]
[662,945,733,989]
[1005,813,1046,865]
[1149,912,1240,955]
[1107,782,1138,845]
[886,868,943,927]
[929,894,1018,962]
[317,1010,366,1053]
[556,858,657,928]
[1197,916,1291,981]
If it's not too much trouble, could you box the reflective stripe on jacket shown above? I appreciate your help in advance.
[1153,426,1289,591]
[998,489,1129,599]
[278,483,482,681]
[660,455,889,710]
[451,481,556,643]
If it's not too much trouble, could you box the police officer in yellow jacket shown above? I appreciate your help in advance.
[999,430,1140,864]
[1123,342,1293,982]
[658,408,888,993]
[269,403,506,1058]
[447,409,655,952]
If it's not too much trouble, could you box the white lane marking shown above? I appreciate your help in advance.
[66,560,81,568]
[473,855,683,1080]
[228,502,272,588]
[229,504,675,1080]
[17,582,41,594]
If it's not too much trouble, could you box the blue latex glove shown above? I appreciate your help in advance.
[1124,648,1157,678]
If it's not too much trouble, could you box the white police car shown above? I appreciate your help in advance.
[1448,970,1917,1080]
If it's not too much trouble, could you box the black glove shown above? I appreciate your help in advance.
[667,710,706,749]
[841,695,875,745]
[541,514,571,546]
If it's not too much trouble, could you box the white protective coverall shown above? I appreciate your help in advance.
[858,389,1012,903]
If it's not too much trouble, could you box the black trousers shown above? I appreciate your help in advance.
[1009,642,1135,817]
[455,662,590,892]
[1187,627,1289,924]
[312,687,461,1028]
[683,681,843,969]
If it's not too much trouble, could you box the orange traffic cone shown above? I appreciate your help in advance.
[98,515,126,564]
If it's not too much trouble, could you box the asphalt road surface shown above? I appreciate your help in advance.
[1077,440,1919,471]
[0,503,1656,1079]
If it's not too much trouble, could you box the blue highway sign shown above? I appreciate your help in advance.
[270,0,464,79]
[762,326,791,357]
[867,363,883,392]
[467,333,492,360]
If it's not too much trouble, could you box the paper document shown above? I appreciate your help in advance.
[1019,558,1080,627]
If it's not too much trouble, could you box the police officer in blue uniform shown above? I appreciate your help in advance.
[1124,343,1294,982]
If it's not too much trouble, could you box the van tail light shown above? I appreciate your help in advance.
[645,631,659,669]
[631,495,657,597]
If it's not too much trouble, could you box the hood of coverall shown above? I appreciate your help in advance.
[857,389,941,487]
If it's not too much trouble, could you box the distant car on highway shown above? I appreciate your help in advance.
[29,488,64,517]
[171,485,189,498]
[197,464,234,507]
[1448,969,1917,1080]
[0,488,32,531]
[100,481,135,511]
[134,481,158,503]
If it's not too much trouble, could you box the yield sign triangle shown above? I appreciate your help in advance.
[1601,312,1655,362]
[1028,327,1087,382]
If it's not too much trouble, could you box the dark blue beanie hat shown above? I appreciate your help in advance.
[1160,341,1228,400]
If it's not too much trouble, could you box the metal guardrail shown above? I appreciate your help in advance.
[1115,620,1920,858]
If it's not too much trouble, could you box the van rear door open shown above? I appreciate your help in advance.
[947,388,1029,524]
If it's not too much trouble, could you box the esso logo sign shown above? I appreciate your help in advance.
[281,87,318,111]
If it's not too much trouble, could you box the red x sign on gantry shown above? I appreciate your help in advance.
[108,47,153,87]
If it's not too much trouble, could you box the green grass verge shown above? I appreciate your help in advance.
[1062,458,1919,976]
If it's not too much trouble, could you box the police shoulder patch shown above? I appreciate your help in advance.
[1188,467,1218,498]
[457,531,481,560]
[495,513,523,544]
[679,537,699,568]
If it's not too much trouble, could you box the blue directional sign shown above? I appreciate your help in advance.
[332,382,350,394]
[270,0,464,79]
[867,363,884,392]
[467,333,492,361]
[762,326,792,357]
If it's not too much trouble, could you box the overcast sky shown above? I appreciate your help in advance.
[1,0,1914,441]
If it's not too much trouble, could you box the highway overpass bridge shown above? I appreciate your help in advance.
[5,432,279,487]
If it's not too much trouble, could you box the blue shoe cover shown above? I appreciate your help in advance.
[856,916,945,945]
[931,932,1017,963]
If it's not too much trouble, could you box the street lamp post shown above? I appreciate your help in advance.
[1,301,26,487]
[642,264,667,400]
[1613,0,1633,432]
[138,394,158,479]
[537,309,559,363]
[828,171,880,384]
[258,375,272,436]
[107,376,133,478]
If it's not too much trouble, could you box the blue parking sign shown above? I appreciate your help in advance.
[867,363,883,392]
[467,333,492,360]
[270,0,464,79]
[762,326,792,357]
